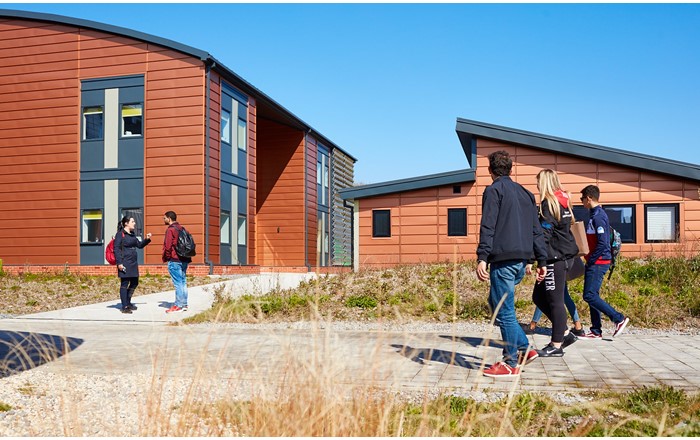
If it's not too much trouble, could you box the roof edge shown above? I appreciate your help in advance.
[0,8,357,162]
[340,169,475,200]
[456,117,700,181]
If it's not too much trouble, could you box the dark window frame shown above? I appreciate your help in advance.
[644,203,680,243]
[447,208,467,237]
[573,204,636,244]
[372,209,391,238]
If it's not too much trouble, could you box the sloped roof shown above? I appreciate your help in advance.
[456,118,700,181]
[0,8,356,161]
[339,169,475,200]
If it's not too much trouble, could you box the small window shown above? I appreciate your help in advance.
[221,110,231,144]
[121,207,144,239]
[121,104,143,137]
[220,211,231,244]
[645,204,679,243]
[237,119,247,151]
[372,210,391,238]
[81,209,103,243]
[237,216,247,246]
[83,106,103,140]
[448,208,467,236]
[453,185,462,194]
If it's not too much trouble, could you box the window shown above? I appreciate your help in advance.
[237,216,247,246]
[83,106,103,140]
[121,104,142,137]
[453,185,462,194]
[317,147,330,207]
[372,210,391,238]
[221,110,231,144]
[573,204,636,243]
[121,207,144,239]
[237,119,247,151]
[317,211,329,266]
[448,208,467,236]
[645,204,679,242]
[220,211,231,244]
[81,209,103,243]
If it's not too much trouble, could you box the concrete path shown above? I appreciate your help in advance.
[1,273,699,394]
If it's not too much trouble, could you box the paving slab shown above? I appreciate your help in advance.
[1,273,699,395]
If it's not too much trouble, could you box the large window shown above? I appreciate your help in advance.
[81,209,103,243]
[372,210,391,238]
[221,110,231,144]
[83,106,103,140]
[121,104,142,137]
[573,204,636,243]
[121,207,144,239]
[645,204,679,243]
[447,208,467,236]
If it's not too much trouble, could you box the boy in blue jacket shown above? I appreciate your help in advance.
[579,185,629,339]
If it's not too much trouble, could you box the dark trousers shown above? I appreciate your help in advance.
[532,260,568,343]
[119,277,139,309]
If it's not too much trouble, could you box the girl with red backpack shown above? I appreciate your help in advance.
[114,216,152,314]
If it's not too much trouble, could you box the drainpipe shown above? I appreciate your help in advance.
[204,60,215,275]
[304,129,312,271]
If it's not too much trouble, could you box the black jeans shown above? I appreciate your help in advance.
[532,260,568,343]
[119,277,139,309]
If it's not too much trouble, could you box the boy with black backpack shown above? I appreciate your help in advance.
[162,210,195,313]
[579,185,629,339]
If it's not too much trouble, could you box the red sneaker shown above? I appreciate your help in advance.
[166,305,182,313]
[483,361,521,378]
[518,349,539,365]
[613,317,630,337]
[580,331,602,340]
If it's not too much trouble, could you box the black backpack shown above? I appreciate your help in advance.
[174,225,196,258]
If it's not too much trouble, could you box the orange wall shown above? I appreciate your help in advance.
[356,139,700,268]
[256,118,306,266]
[0,18,207,265]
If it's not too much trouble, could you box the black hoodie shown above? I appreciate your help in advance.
[476,176,548,267]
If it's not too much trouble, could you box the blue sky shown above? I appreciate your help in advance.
[5,3,700,184]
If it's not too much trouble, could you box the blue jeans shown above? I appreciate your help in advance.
[532,285,580,323]
[583,263,624,334]
[488,260,530,367]
[168,261,189,308]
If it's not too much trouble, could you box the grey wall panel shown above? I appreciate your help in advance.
[79,180,105,264]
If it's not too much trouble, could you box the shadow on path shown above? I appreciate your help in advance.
[439,334,506,349]
[0,330,83,378]
[390,344,483,370]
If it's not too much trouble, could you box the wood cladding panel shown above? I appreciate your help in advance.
[0,18,208,264]
[356,138,700,268]
[255,118,306,266]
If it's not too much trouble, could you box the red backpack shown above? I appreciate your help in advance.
[105,231,124,265]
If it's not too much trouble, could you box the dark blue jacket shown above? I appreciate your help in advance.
[477,176,548,267]
[585,205,612,265]
[114,229,151,278]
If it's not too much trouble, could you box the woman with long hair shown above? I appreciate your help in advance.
[114,216,152,314]
[531,169,580,356]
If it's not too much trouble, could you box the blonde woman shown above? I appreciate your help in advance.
[531,169,580,356]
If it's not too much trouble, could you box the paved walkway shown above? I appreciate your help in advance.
[1,273,699,394]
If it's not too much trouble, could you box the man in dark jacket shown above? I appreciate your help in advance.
[162,211,192,313]
[476,150,549,378]
[579,185,629,338]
